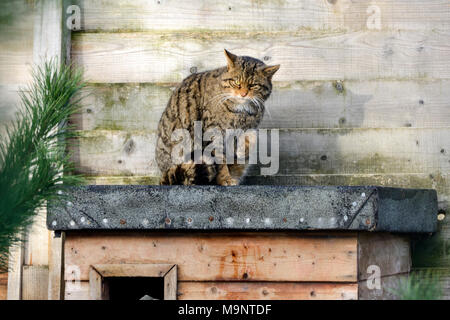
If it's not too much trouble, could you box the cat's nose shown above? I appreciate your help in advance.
[240,91,248,97]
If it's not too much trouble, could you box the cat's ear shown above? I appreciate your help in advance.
[224,49,237,70]
[261,64,280,78]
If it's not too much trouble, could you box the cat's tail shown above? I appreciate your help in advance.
[159,160,216,185]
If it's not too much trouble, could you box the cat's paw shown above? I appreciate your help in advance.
[221,178,239,186]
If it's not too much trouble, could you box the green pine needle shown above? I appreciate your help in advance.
[390,269,443,300]
[0,60,86,272]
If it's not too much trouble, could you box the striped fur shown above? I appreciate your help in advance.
[156,50,279,185]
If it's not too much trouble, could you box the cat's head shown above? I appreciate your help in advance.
[221,49,280,104]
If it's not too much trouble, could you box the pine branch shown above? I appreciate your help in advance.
[0,60,86,272]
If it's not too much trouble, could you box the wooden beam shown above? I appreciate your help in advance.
[88,267,102,300]
[74,0,450,32]
[177,281,358,300]
[28,0,70,300]
[6,242,24,300]
[48,232,65,300]
[33,0,66,65]
[72,80,450,132]
[69,128,450,177]
[358,233,411,281]
[22,266,49,300]
[65,232,357,282]
[89,263,178,300]
[358,273,408,300]
[66,280,359,300]
[72,30,450,83]
[0,272,8,300]
[23,207,49,266]
[164,265,177,300]
[92,263,174,278]
[0,0,34,85]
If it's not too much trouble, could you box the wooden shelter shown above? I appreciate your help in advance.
[46,185,437,300]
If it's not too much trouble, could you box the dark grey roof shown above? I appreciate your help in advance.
[47,185,437,233]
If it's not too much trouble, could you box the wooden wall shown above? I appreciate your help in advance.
[0,0,34,134]
[63,232,411,300]
[69,0,450,295]
[1,0,68,300]
[0,0,449,299]
[0,0,36,300]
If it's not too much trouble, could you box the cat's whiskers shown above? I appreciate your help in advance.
[253,96,271,120]
[208,93,234,109]
[208,93,229,104]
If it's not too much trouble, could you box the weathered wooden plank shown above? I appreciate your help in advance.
[22,265,49,300]
[32,0,67,65]
[64,232,357,282]
[66,271,449,300]
[358,273,407,300]
[0,84,22,131]
[92,263,174,278]
[48,232,65,300]
[72,30,450,83]
[164,266,177,300]
[178,281,358,300]
[69,130,158,176]
[66,280,358,300]
[244,173,450,195]
[0,0,34,85]
[74,0,450,32]
[72,80,450,131]
[88,267,102,300]
[7,240,24,300]
[19,0,69,302]
[71,83,170,131]
[0,272,7,300]
[69,128,450,176]
[24,208,50,266]
[358,233,411,281]
[64,280,89,300]
[85,175,160,186]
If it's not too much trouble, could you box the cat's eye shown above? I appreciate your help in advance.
[229,79,241,88]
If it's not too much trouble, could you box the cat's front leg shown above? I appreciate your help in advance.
[216,164,239,186]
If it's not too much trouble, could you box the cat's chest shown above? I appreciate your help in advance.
[202,110,262,131]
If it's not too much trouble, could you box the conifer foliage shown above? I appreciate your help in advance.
[0,61,85,271]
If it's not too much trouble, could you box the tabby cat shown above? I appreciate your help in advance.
[156,49,279,185]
